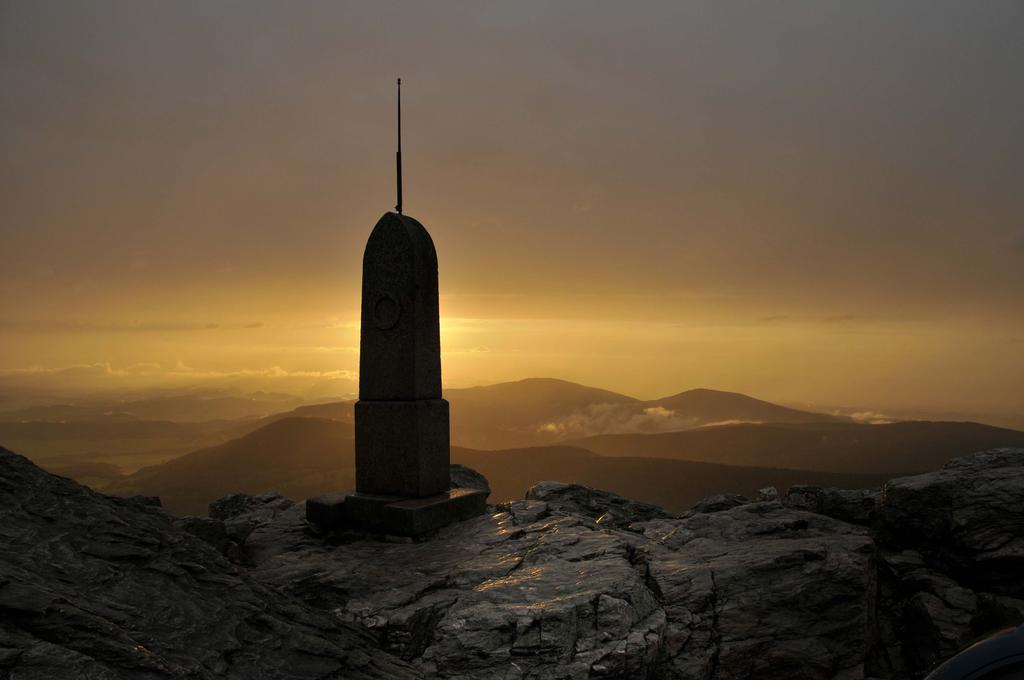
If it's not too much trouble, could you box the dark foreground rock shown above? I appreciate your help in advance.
[1,446,1022,679]
[872,449,1024,675]
[880,449,1024,597]
[449,463,491,494]
[524,479,674,527]
[0,447,416,680]
[784,484,880,525]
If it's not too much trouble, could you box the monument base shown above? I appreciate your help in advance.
[355,399,450,497]
[305,487,487,537]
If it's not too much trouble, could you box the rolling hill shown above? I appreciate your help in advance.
[443,378,639,448]
[108,416,895,515]
[242,378,844,450]
[648,388,842,425]
[105,417,356,515]
[444,379,846,448]
[454,446,892,514]
[0,379,853,473]
[13,379,1011,498]
[569,420,1024,474]
[0,392,314,474]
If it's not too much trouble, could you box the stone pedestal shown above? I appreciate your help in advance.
[307,487,488,537]
[355,399,450,497]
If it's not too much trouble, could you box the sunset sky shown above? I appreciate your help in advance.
[2,2,1022,418]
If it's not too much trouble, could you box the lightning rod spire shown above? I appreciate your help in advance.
[395,78,402,214]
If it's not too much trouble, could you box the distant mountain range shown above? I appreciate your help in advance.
[105,417,355,515]
[0,418,243,473]
[569,420,1024,474]
[448,378,848,448]
[454,446,892,517]
[1,378,844,471]
[105,413,1024,515]
[7,377,1024,512]
[0,392,307,472]
[0,393,306,423]
[251,378,847,450]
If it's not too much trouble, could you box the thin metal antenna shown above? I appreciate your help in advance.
[395,78,402,214]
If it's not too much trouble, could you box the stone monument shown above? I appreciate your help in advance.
[306,79,487,536]
[354,211,449,498]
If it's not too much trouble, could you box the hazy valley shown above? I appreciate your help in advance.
[2,377,1022,516]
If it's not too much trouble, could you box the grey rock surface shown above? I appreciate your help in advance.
[449,462,491,494]
[687,492,750,515]
[173,515,238,559]
[870,449,1024,676]
[209,490,295,522]
[785,484,880,525]
[208,490,295,543]
[636,505,874,679]
[880,448,1024,597]
[237,449,1024,679]
[0,448,416,680]
[244,500,664,679]
[524,480,674,528]
[242,489,875,678]
[3,446,1024,679]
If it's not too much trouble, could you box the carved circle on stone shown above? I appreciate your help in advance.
[373,293,401,330]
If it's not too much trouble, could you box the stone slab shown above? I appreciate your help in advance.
[377,488,488,536]
[342,492,403,529]
[355,398,450,497]
[305,487,488,537]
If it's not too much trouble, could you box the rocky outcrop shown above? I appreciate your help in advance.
[879,448,1024,597]
[784,485,879,525]
[237,448,1024,679]
[1,445,1022,679]
[687,492,750,515]
[871,448,1024,676]
[637,503,875,679]
[524,480,674,527]
[449,463,491,494]
[242,497,666,679]
[230,489,878,679]
[0,447,416,680]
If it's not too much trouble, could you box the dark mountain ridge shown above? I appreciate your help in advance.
[648,387,843,424]
[246,378,845,450]
[571,419,1024,474]
[106,417,355,515]
[103,415,1020,516]
[456,445,892,515]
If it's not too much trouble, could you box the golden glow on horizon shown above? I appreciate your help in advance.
[2,304,1023,419]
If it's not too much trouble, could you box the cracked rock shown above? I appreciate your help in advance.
[3,444,1024,679]
[0,448,416,680]
[524,481,674,528]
